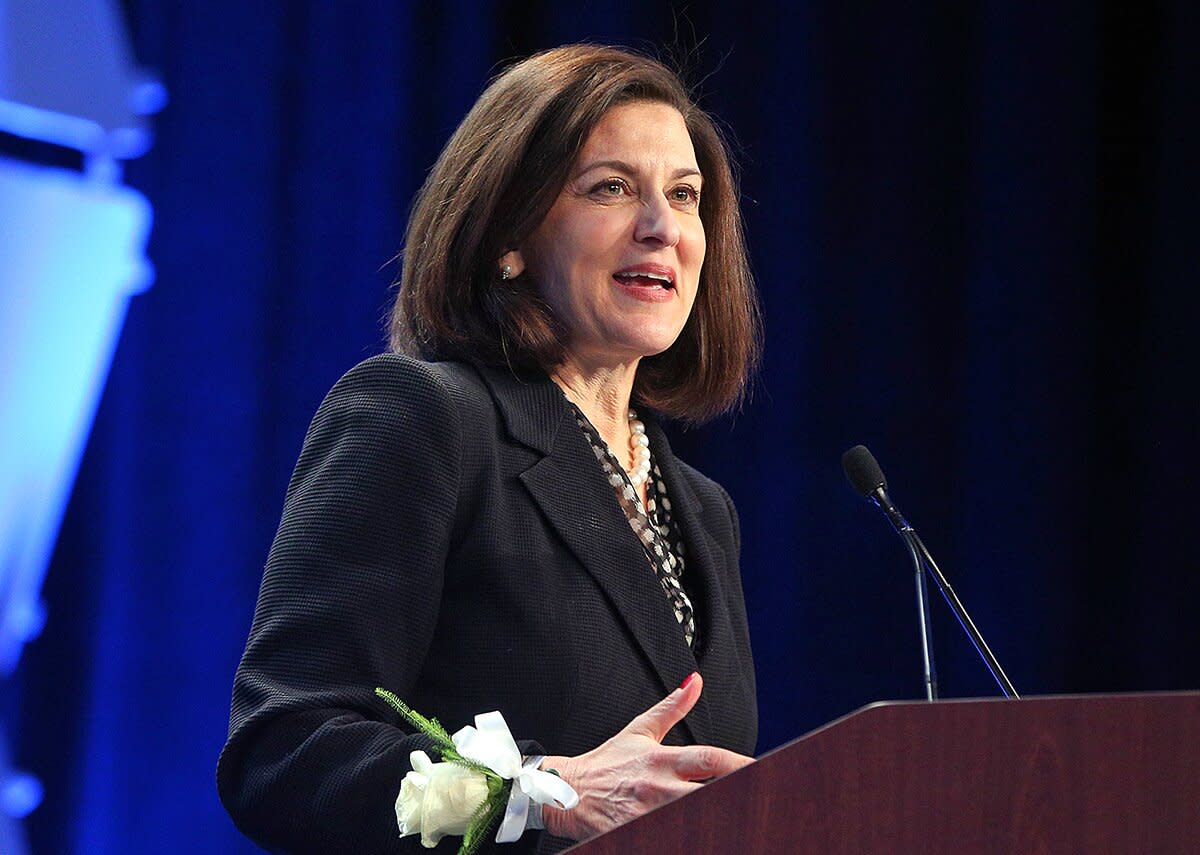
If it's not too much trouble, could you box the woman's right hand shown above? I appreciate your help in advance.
[539,673,755,842]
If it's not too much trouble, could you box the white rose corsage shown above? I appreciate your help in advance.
[376,688,578,854]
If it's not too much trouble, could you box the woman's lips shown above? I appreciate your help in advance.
[613,264,676,286]
[611,274,676,302]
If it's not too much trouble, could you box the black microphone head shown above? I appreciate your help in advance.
[842,445,887,497]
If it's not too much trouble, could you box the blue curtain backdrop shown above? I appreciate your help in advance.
[11,1,1199,852]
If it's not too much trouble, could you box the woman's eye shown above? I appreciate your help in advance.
[593,179,628,196]
[671,185,700,205]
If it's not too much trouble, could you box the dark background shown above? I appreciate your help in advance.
[10,1,1199,852]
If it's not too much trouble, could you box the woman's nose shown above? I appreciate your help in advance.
[633,193,682,248]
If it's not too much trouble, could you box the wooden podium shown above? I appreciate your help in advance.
[564,693,1200,854]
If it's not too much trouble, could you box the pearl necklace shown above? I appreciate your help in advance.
[627,409,652,487]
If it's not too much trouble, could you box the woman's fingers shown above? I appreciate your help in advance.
[622,672,704,743]
[541,673,754,842]
[670,744,755,781]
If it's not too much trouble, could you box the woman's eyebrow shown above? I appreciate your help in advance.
[574,159,703,181]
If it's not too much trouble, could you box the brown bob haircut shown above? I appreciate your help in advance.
[390,44,761,424]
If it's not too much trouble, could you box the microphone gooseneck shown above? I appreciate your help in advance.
[842,445,1019,700]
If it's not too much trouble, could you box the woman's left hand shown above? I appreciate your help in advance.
[538,673,754,841]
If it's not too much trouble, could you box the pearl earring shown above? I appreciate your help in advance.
[501,265,512,280]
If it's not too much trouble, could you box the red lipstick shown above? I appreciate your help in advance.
[611,263,677,302]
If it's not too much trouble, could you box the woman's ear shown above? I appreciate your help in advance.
[498,250,525,280]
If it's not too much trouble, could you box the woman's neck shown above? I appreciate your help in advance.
[551,354,639,458]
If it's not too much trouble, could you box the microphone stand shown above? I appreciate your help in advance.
[870,487,1019,701]
[903,532,938,701]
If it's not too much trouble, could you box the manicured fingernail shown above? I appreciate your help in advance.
[679,672,698,691]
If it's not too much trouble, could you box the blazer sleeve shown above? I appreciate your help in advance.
[716,480,757,743]
[217,354,473,853]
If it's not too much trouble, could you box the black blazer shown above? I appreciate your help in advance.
[217,354,757,854]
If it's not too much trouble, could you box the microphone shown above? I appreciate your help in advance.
[842,445,1019,700]
[842,445,938,700]
[841,445,910,534]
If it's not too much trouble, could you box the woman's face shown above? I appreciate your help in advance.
[519,100,706,369]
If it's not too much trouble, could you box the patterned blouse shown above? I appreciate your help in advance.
[571,407,697,649]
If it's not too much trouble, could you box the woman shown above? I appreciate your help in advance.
[218,44,761,853]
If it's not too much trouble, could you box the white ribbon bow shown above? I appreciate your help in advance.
[452,710,579,843]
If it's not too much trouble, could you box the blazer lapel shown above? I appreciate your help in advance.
[641,418,720,745]
[473,364,703,743]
